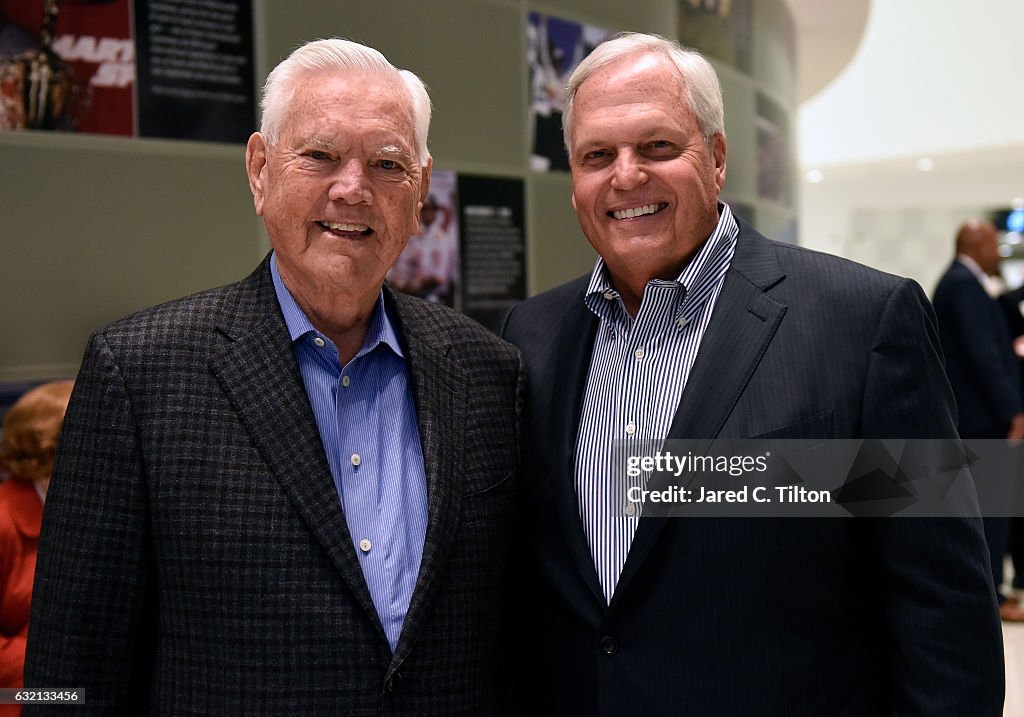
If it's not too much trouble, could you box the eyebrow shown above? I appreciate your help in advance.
[289,137,416,164]
[377,144,415,163]
[309,135,335,149]
[286,135,336,152]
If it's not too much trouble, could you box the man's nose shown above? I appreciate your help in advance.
[328,159,372,204]
[610,150,647,191]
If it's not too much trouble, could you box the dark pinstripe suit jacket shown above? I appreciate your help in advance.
[24,256,523,716]
[500,220,1003,716]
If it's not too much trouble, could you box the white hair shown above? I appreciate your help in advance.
[562,32,725,151]
[260,38,431,166]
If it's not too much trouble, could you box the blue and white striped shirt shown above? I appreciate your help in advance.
[575,205,740,602]
[271,254,428,651]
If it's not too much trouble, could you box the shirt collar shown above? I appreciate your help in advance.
[584,202,739,323]
[957,254,1008,299]
[270,252,405,360]
[957,254,988,284]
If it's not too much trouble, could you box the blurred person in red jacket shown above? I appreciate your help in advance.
[0,381,72,715]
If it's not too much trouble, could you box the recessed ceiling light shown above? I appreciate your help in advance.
[916,158,934,172]
[806,169,824,184]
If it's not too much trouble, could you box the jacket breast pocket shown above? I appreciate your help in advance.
[461,471,515,526]
[751,409,835,440]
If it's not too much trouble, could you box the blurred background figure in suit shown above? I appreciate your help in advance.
[997,279,1024,600]
[934,218,1024,621]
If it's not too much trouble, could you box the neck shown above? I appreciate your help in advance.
[609,263,687,319]
[276,262,383,365]
[295,286,379,365]
[618,284,644,318]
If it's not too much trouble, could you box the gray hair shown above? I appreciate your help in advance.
[562,32,725,151]
[260,38,432,166]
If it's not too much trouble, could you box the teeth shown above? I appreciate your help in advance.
[612,203,664,220]
[325,222,369,232]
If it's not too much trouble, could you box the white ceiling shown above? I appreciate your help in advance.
[787,0,1024,212]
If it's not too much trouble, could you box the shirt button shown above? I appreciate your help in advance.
[625,422,636,436]
[634,347,646,360]
[359,538,372,553]
[313,337,325,347]
[342,375,351,387]
[624,503,637,517]
[603,291,615,301]
[351,453,361,467]
[600,636,618,655]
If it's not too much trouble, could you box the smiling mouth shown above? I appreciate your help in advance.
[318,221,372,236]
[608,203,668,220]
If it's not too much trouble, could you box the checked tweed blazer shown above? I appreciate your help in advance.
[24,256,523,716]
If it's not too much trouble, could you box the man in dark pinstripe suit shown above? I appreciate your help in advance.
[24,39,522,716]
[501,32,1003,716]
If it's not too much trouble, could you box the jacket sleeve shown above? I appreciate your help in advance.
[861,278,1004,716]
[24,331,154,716]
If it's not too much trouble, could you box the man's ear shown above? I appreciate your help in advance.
[419,157,433,205]
[245,132,269,216]
[415,158,433,232]
[712,132,727,193]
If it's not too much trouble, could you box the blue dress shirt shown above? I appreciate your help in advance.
[271,254,428,651]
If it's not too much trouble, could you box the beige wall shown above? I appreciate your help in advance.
[1,0,796,382]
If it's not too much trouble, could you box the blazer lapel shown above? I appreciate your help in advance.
[548,292,609,607]
[207,262,385,641]
[666,229,788,439]
[612,227,788,603]
[384,290,468,670]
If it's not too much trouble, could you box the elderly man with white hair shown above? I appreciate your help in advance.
[25,39,522,715]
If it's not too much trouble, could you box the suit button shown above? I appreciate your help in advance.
[600,636,618,655]
[386,671,402,692]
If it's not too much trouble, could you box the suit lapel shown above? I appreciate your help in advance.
[612,226,788,603]
[548,291,608,607]
[666,230,787,439]
[207,261,385,641]
[384,290,468,669]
